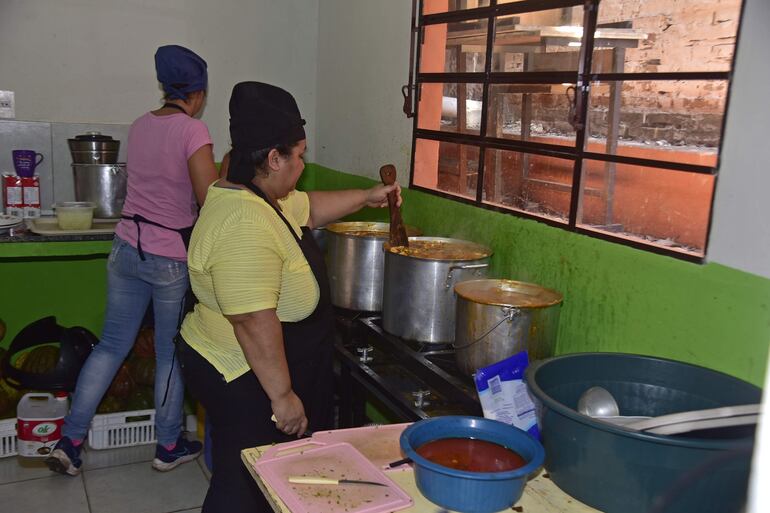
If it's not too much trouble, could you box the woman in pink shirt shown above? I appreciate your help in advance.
[46,45,218,476]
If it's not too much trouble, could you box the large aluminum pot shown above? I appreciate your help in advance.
[453,279,563,376]
[326,222,421,311]
[68,132,120,164]
[72,163,127,218]
[382,237,491,343]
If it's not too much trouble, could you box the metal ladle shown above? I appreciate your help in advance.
[577,386,620,417]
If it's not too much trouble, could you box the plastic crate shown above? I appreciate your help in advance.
[87,409,156,450]
[0,418,18,458]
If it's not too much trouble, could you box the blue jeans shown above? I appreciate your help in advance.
[63,236,188,446]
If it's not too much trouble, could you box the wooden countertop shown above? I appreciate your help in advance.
[241,443,601,513]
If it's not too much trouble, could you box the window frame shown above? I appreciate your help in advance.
[407,0,743,263]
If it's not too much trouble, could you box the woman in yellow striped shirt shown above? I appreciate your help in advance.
[176,81,401,513]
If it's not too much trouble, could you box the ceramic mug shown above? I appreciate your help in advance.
[12,150,44,177]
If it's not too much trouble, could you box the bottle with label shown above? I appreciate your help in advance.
[16,392,68,467]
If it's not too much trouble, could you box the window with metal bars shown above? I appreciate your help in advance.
[405,0,744,262]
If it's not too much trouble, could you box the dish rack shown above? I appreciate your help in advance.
[87,409,156,450]
[0,418,18,458]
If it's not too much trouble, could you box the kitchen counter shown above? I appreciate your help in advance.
[241,442,600,513]
[0,222,113,258]
[0,222,113,348]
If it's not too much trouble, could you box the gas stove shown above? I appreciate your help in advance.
[333,310,482,426]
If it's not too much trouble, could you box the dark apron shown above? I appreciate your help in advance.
[244,182,335,431]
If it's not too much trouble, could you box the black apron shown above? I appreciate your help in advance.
[244,182,335,431]
[122,103,195,261]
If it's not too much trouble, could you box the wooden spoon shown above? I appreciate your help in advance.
[379,164,409,247]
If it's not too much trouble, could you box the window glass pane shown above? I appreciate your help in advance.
[493,7,584,72]
[414,139,479,200]
[594,0,742,73]
[586,80,726,166]
[423,0,490,15]
[420,19,488,73]
[487,83,577,146]
[483,148,573,223]
[577,159,714,256]
[418,83,483,135]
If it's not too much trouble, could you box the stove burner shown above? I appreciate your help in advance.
[334,312,481,426]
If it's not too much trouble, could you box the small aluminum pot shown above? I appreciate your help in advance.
[325,222,420,311]
[453,279,563,376]
[382,237,491,343]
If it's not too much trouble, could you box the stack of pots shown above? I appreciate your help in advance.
[325,222,421,311]
[68,133,127,219]
[453,279,563,376]
[382,237,492,343]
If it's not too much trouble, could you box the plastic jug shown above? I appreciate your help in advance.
[16,392,68,466]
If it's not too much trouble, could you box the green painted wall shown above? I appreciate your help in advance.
[0,253,109,350]
[2,163,767,389]
[304,163,770,387]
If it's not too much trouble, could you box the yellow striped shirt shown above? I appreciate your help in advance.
[180,183,320,382]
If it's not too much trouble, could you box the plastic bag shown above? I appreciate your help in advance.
[474,350,540,439]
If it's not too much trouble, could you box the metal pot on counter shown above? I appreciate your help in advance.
[72,163,127,218]
[68,132,120,164]
[325,221,421,311]
[382,237,491,343]
[453,279,563,376]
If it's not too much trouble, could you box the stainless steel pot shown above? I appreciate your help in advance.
[72,163,127,218]
[68,132,120,164]
[453,279,563,376]
[326,222,421,311]
[382,237,491,343]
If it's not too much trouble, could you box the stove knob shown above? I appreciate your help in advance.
[412,390,431,408]
[356,346,374,363]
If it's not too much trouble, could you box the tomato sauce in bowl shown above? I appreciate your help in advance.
[416,437,526,473]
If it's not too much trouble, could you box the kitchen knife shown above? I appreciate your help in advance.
[288,476,387,486]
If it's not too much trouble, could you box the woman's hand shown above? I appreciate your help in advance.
[365,182,402,208]
[271,391,308,436]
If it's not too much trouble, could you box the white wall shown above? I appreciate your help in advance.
[315,0,414,181]
[0,0,320,160]
[708,0,770,279]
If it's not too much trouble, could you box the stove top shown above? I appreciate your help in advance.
[333,312,481,423]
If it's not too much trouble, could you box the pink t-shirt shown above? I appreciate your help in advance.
[115,111,212,260]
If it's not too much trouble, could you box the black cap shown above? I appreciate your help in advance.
[227,81,306,184]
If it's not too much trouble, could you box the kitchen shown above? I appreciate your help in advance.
[0,0,769,512]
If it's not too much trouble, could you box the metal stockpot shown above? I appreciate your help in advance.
[326,222,421,311]
[72,163,127,218]
[382,237,491,343]
[453,279,563,376]
[68,132,120,164]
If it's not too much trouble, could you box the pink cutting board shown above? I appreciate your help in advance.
[253,440,413,513]
[311,423,412,471]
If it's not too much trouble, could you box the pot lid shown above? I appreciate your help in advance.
[326,221,421,238]
[69,131,115,142]
[455,279,563,308]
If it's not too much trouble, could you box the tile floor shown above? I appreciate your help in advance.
[0,442,211,513]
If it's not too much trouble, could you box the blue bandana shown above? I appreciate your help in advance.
[154,45,208,100]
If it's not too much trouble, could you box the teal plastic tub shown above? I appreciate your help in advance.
[525,353,761,513]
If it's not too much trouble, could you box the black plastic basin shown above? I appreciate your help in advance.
[525,353,761,513]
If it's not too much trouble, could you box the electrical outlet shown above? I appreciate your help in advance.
[0,91,15,119]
